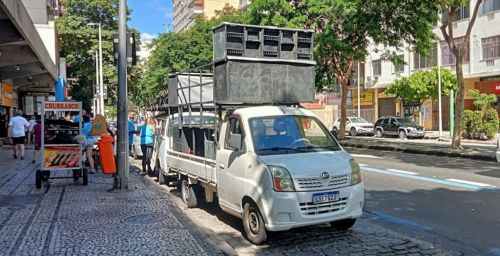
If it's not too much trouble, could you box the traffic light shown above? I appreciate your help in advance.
[112,32,137,66]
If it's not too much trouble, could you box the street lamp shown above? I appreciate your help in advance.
[87,22,104,116]
[357,61,365,118]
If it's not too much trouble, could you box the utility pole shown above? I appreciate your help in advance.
[357,61,361,118]
[98,23,105,116]
[116,0,129,189]
[437,46,443,139]
[95,51,100,115]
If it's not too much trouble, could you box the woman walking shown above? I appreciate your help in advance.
[140,117,155,175]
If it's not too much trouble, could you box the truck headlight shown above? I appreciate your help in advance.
[269,166,295,192]
[349,159,362,185]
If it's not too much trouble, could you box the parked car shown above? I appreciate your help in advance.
[331,117,374,136]
[374,116,425,139]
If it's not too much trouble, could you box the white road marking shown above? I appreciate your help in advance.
[445,178,494,188]
[359,163,369,167]
[386,169,418,175]
[351,154,382,159]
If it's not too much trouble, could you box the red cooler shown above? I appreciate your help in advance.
[98,135,116,174]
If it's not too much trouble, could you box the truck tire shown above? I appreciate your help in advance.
[82,168,89,186]
[156,163,165,185]
[330,218,356,230]
[181,180,198,208]
[243,202,267,245]
[35,170,42,189]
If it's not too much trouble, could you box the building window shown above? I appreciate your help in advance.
[441,37,470,65]
[393,55,405,73]
[442,5,470,22]
[482,0,500,15]
[482,35,500,60]
[372,59,381,77]
[413,45,438,70]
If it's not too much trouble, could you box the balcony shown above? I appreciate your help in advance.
[187,0,203,7]
[188,6,203,19]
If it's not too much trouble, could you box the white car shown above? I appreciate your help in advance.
[331,117,374,136]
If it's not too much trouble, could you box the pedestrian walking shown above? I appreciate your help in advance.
[140,117,155,175]
[32,117,42,164]
[82,115,97,174]
[28,116,37,144]
[128,111,136,152]
[8,110,30,160]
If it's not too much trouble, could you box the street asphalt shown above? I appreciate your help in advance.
[345,147,500,255]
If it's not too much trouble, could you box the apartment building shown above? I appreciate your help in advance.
[361,0,500,130]
[172,0,240,32]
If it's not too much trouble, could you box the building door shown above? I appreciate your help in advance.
[379,98,396,117]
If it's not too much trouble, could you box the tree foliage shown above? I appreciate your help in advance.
[138,6,247,106]
[56,0,142,112]
[385,67,457,107]
[247,0,438,139]
[469,89,498,113]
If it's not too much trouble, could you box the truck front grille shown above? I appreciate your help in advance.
[296,174,350,191]
[299,197,348,216]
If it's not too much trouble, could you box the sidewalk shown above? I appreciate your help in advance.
[0,145,230,255]
[340,136,498,161]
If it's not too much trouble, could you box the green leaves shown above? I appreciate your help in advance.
[56,0,141,111]
[385,67,457,104]
[139,6,248,105]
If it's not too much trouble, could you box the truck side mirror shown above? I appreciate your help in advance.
[229,134,243,151]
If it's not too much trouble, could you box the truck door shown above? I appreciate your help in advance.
[216,116,248,213]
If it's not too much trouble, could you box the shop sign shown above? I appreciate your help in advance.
[1,83,14,107]
[44,102,80,111]
[495,84,500,93]
[353,92,373,106]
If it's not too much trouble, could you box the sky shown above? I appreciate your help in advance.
[128,0,173,43]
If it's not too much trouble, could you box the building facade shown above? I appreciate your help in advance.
[172,0,240,32]
[0,0,61,137]
[362,0,500,130]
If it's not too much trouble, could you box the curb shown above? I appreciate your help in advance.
[341,141,497,162]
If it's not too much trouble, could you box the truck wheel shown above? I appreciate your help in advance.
[350,127,357,136]
[181,180,198,208]
[243,202,267,245]
[330,218,356,230]
[399,130,407,140]
[82,168,89,186]
[156,163,165,185]
[36,170,42,189]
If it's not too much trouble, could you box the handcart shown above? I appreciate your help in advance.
[36,101,87,189]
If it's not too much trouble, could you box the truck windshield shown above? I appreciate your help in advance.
[249,115,341,155]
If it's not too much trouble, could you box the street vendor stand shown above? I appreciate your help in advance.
[36,101,88,188]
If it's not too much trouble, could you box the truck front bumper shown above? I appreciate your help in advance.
[261,182,364,232]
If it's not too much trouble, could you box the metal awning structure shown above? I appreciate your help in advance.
[0,0,57,93]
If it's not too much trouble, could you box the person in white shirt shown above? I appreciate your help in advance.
[28,116,37,144]
[8,110,30,160]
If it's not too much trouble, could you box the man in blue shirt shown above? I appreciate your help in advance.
[128,112,136,152]
[73,110,87,123]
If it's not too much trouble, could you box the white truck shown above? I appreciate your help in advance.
[156,23,365,244]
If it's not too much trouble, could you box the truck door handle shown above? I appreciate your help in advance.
[219,163,225,169]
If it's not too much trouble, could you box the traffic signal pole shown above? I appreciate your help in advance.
[116,0,129,189]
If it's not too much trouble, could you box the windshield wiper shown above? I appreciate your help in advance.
[259,147,295,151]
